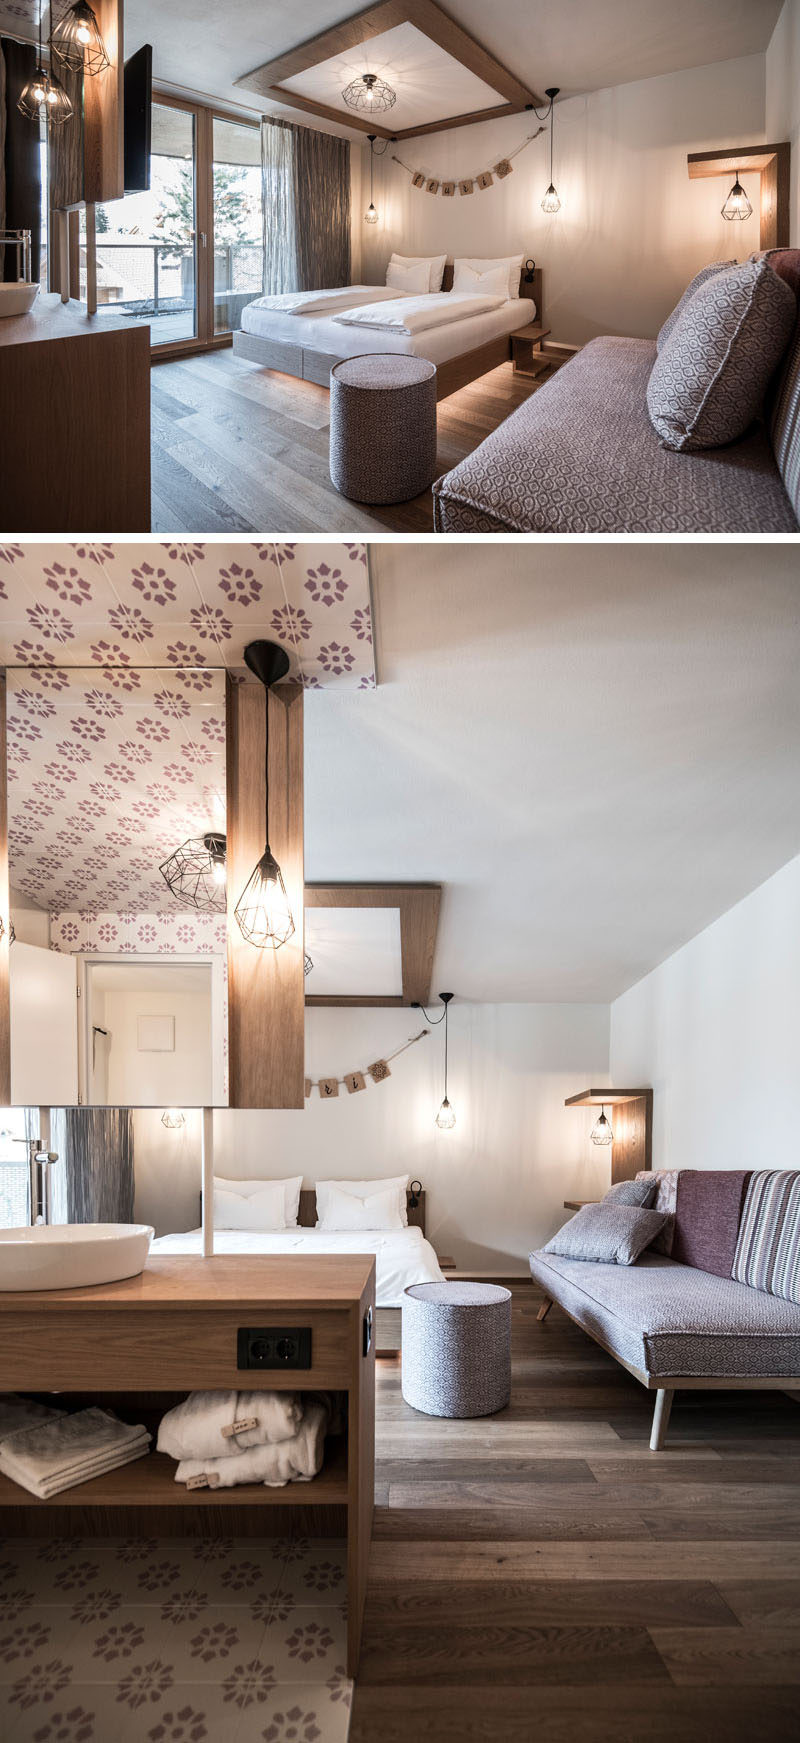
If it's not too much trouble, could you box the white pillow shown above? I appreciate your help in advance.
[213,1174,303,1228]
[315,1174,409,1226]
[453,254,523,299]
[317,1184,405,1232]
[390,252,447,292]
[214,1179,286,1231]
[386,259,431,294]
[451,263,509,297]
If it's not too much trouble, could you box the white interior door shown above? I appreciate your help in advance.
[10,943,79,1107]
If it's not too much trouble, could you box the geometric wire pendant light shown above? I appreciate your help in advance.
[365,134,379,224]
[590,1104,614,1145]
[50,1,110,75]
[159,831,227,914]
[541,86,561,214]
[434,992,456,1129]
[234,640,296,950]
[342,71,396,113]
[721,171,752,222]
[18,2,74,125]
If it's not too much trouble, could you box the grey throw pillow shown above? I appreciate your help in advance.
[647,258,796,452]
[656,260,734,352]
[603,1178,657,1208]
[544,1203,666,1266]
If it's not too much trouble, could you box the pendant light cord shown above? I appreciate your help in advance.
[443,998,448,1099]
[263,682,271,856]
[550,105,554,182]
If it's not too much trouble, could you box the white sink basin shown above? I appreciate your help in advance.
[0,281,39,318]
[0,1224,154,1291]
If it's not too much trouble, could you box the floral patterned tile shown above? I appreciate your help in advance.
[272,1542,347,1608]
[259,1607,348,1685]
[66,1606,269,1683]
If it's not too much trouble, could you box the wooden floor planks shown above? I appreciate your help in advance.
[150,350,549,534]
[349,1283,800,1742]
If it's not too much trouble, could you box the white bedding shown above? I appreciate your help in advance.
[150,1224,445,1308]
[246,285,404,318]
[240,293,532,365]
[333,291,505,335]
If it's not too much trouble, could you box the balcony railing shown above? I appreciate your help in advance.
[80,240,263,319]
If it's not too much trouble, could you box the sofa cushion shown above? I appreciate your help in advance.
[432,338,798,534]
[604,1177,657,1208]
[529,1248,800,1378]
[656,259,734,352]
[545,1203,666,1265]
[636,1169,679,1255]
[765,250,800,523]
[647,259,796,452]
[732,1170,800,1304]
[671,1169,750,1278]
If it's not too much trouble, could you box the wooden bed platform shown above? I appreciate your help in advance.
[232,264,544,401]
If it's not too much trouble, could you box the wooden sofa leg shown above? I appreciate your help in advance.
[536,1297,554,1322]
[650,1388,675,1451]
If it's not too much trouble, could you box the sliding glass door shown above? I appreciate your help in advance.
[88,100,197,346]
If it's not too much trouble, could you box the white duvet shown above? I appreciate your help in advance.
[333,290,506,335]
[246,285,405,317]
[150,1224,445,1307]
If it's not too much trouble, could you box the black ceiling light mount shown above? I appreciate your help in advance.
[234,639,296,951]
[159,831,227,914]
[50,1,110,76]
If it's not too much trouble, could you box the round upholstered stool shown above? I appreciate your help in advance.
[329,353,438,503]
[401,1281,512,1419]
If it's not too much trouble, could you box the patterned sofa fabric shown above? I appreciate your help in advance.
[766,250,800,523]
[635,1169,679,1255]
[528,1249,800,1378]
[656,259,735,352]
[432,338,799,534]
[646,259,796,452]
[733,1171,800,1304]
[670,1169,750,1278]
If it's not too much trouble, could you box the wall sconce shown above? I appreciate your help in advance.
[590,1105,614,1145]
[413,991,456,1129]
[234,640,295,950]
[161,1109,186,1130]
[541,87,561,213]
[160,832,227,913]
[721,171,753,222]
[50,1,110,76]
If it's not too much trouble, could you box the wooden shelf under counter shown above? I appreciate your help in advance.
[0,1255,375,1676]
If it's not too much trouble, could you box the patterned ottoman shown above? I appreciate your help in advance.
[330,353,438,503]
[401,1281,512,1418]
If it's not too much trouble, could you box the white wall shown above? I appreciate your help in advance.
[134,1107,203,1238]
[767,0,800,244]
[211,1002,610,1273]
[610,853,800,1176]
[361,53,765,344]
[103,987,212,1107]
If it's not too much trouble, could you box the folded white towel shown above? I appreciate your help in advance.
[175,1399,328,1489]
[157,1389,303,1460]
[0,1395,64,1444]
[0,1407,150,1499]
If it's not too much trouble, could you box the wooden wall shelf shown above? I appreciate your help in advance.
[687,143,790,250]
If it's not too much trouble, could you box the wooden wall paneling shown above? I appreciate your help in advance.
[49,66,85,217]
[226,675,305,1108]
[83,0,124,205]
[304,884,440,1007]
[609,1091,653,1184]
[0,675,10,1107]
[686,143,791,251]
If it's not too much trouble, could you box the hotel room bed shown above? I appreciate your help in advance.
[150,1224,445,1309]
[239,293,531,363]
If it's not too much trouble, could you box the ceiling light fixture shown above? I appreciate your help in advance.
[18,2,74,125]
[50,1,110,76]
[159,832,227,914]
[365,133,379,223]
[161,1109,186,1130]
[590,1105,614,1146]
[234,640,295,951]
[721,170,752,222]
[413,991,456,1130]
[541,86,561,213]
[343,71,396,114]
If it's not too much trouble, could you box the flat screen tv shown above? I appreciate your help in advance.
[124,45,153,194]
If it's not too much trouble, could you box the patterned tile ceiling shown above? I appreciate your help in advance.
[2,542,374,915]
[0,542,374,689]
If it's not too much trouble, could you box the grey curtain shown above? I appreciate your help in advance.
[262,116,350,293]
[1,38,41,282]
[54,1108,135,1224]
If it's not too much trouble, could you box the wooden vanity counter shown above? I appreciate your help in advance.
[0,1255,376,1674]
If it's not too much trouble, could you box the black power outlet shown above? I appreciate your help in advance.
[237,1327,312,1370]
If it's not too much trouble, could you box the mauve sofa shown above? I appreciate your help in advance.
[433,250,800,534]
[529,1168,800,1449]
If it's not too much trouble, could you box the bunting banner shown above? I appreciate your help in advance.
[305,1028,429,1100]
[393,126,544,197]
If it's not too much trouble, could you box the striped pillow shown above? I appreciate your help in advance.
[731,1171,800,1303]
[764,250,800,523]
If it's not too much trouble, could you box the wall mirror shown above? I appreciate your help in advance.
[6,664,228,1110]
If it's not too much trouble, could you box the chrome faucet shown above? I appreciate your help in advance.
[10,1138,59,1225]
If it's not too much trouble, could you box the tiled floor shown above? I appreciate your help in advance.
[0,1535,351,1743]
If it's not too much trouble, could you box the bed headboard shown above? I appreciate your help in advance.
[441,260,542,314]
[298,1187,426,1233]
